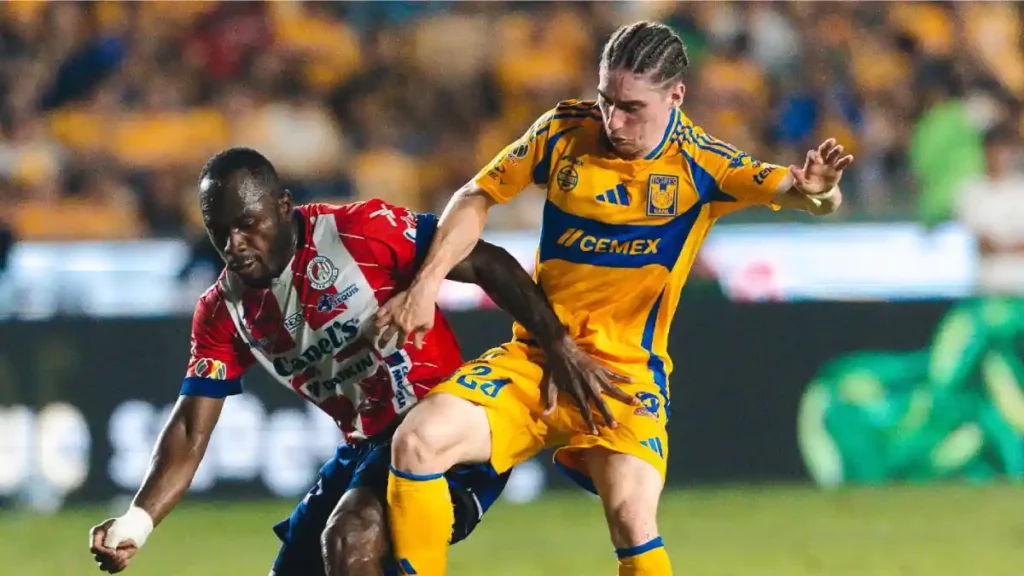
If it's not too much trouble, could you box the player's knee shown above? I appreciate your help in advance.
[391,422,441,474]
[392,393,490,474]
[321,503,387,575]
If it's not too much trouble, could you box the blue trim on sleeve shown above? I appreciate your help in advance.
[180,377,243,398]
[413,213,438,272]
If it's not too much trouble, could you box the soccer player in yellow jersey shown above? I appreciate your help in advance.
[377,21,854,575]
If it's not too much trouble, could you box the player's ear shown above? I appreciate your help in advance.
[668,82,685,108]
[279,189,293,216]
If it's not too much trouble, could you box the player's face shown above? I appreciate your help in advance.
[597,67,684,159]
[201,178,294,288]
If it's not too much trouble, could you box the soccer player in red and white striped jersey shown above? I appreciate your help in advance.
[88,148,625,576]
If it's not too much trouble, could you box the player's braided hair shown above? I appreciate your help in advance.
[601,21,689,87]
[199,147,282,198]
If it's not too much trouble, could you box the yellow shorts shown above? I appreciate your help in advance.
[429,341,669,494]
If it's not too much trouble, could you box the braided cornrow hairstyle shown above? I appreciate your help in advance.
[601,21,689,87]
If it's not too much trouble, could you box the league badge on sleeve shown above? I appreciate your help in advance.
[506,141,529,165]
[647,174,679,217]
[193,358,227,380]
[307,255,340,290]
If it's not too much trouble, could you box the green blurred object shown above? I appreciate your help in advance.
[910,100,985,226]
[799,297,1024,486]
[7,487,1024,575]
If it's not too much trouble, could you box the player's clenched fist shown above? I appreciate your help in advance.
[89,506,151,573]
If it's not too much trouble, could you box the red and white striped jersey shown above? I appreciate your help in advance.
[180,200,463,442]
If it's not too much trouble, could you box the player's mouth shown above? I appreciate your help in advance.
[230,258,259,275]
[609,134,632,148]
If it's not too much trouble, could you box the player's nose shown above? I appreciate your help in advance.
[225,228,247,256]
[605,106,627,132]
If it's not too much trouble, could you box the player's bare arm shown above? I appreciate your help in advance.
[771,138,854,216]
[90,395,225,574]
[450,239,639,433]
[376,182,494,348]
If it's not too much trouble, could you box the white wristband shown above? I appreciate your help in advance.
[104,505,155,550]
[805,186,837,200]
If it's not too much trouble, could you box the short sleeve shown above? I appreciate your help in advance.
[472,110,554,204]
[684,128,788,219]
[181,289,253,398]
[351,199,438,276]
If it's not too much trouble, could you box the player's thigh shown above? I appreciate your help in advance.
[553,386,668,548]
[396,343,550,474]
[272,443,373,576]
[391,392,494,473]
[585,447,665,548]
[322,487,389,566]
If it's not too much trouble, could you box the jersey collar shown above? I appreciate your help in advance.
[644,107,683,161]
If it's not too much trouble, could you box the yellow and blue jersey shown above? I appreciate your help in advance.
[475,100,788,411]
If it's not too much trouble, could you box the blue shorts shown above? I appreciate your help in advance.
[271,434,510,576]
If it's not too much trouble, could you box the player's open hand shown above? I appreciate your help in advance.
[790,138,854,196]
[90,519,139,573]
[375,284,438,350]
[541,336,639,434]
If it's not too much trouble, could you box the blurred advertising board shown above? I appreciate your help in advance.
[0,222,976,319]
[3,299,1022,512]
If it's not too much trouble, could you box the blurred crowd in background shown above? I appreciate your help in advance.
[0,0,1021,252]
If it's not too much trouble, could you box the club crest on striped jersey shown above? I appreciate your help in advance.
[307,255,339,290]
[647,174,679,217]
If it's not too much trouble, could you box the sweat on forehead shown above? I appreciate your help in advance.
[198,171,276,215]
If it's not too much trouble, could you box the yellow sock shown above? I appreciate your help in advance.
[387,466,453,576]
[617,537,672,576]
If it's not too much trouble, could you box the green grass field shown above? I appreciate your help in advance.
[6,484,1024,575]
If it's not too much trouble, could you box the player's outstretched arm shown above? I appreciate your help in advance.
[449,240,639,434]
[772,138,853,216]
[376,183,496,348]
[89,395,225,573]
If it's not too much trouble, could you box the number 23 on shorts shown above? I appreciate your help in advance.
[456,366,511,398]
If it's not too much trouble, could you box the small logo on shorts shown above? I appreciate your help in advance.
[640,437,665,459]
[634,392,661,419]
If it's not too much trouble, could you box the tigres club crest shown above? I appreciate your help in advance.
[646,174,679,217]
[307,255,340,290]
